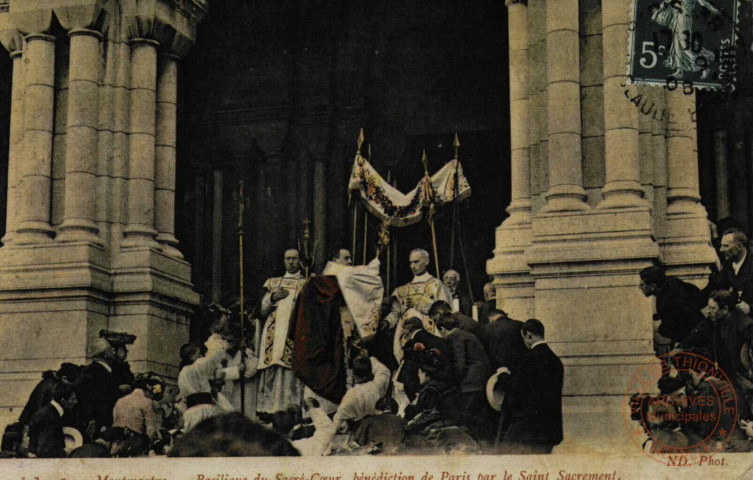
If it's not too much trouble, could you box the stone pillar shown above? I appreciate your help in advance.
[15,33,56,244]
[598,0,646,209]
[122,38,160,247]
[527,0,547,214]
[57,28,102,243]
[0,0,207,434]
[504,0,531,224]
[2,44,24,245]
[154,53,182,257]
[487,0,534,319]
[541,0,588,213]
[714,129,730,220]
[662,90,715,278]
[651,90,669,241]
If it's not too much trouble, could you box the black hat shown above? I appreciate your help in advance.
[100,330,136,348]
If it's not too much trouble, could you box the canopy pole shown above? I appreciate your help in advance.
[237,180,247,416]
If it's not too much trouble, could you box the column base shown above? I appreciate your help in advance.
[661,200,715,283]
[597,182,650,210]
[14,221,54,244]
[57,219,102,245]
[0,232,14,246]
[113,247,199,379]
[156,233,184,259]
[541,185,590,213]
[122,224,160,248]
[503,199,532,225]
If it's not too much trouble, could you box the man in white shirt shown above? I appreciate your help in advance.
[317,355,391,452]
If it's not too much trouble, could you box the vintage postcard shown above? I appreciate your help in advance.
[0,0,752,479]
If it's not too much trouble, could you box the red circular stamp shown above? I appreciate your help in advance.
[623,351,739,466]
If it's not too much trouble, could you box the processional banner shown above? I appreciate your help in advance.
[347,154,471,227]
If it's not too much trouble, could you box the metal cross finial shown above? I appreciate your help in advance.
[453,133,460,160]
[422,149,429,176]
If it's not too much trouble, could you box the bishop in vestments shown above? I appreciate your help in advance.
[382,248,452,363]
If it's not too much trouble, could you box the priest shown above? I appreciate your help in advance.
[255,249,308,420]
[381,248,452,362]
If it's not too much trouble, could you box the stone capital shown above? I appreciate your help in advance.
[7,2,53,35]
[122,0,208,58]
[54,0,112,31]
[505,0,527,6]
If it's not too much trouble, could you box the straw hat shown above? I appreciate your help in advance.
[485,367,512,412]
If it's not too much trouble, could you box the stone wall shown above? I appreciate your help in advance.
[0,0,206,430]
[488,0,716,452]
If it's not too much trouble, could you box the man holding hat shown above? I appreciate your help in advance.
[75,338,120,438]
[503,319,563,454]
[28,382,78,458]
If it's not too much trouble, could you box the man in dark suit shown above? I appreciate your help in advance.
[680,289,753,418]
[28,382,78,458]
[75,338,120,437]
[705,228,753,312]
[503,319,563,454]
[436,312,491,440]
[481,309,527,372]
[398,317,454,402]
[429,300,481,339]
[640,265,705,348]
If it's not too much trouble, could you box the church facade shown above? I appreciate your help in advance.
[0,0,751,450]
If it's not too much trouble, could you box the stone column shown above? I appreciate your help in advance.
[663,90,715,277]
[2,44,24,245]
[15,33,55,244]
[57,28,102,243]
[598,0,646,209]
[541,0,588,212]
[713,129,730,220]
[666,92,702,212]
[504,0,531,223]
[154,53,182,257]
[487,0,534,319]
[122,38,159,247]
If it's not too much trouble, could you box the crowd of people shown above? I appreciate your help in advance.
[3,331,182,458]
[634,223,753,453]
[4,244,564,458]
[17,222,753,458]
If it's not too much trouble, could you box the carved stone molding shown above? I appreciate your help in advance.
[122,0,208,57]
